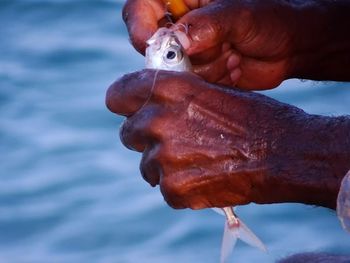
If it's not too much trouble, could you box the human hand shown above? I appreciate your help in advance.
[106,70,348,209]
[122,0,298,90]
[123,0,350,90]
[173,0,297,90]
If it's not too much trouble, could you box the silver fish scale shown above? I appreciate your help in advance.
[145,27,191,72]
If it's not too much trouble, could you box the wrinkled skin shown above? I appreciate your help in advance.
[117,0,350,210]
[112,0,350,259]
[123,0,350,89]
[123,0,296,89]
[106,70,350,210]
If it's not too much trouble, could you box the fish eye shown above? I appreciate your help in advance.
[163,46,183,65]
[166,50,176,60]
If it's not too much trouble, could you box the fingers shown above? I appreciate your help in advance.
[176,3,231,55]
[119,105,164,152]
[234,58,287,90]
[189,44,244,87]
[192,49,232,84]
[106,69,203,116]
[107,68,263,209]
[140,144,162,187]
[123,0,166,54]
[227,52,241,70]
[106,70,155,116]
[109,69,205,152]
[159,165,252,209]
[227,51,242,86]
[189,44,223,65]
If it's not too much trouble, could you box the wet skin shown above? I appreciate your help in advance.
[106,70,350,210]
[114,0,350,209]
[122,0,350,89]
[110,1,350,259]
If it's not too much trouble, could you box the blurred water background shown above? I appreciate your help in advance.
[0,0,349,262]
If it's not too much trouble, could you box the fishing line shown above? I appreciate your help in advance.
[137,69,160,112]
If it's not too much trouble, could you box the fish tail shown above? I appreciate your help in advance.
[220,221,238,263]
[235,218,267,252]
[220,219,266,263]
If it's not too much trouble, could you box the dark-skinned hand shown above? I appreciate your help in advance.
[122,0,350,90]
[106,70,350,209]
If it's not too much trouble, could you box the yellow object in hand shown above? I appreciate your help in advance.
[162,0,190,19]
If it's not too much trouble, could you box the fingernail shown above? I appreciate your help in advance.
[230,68,242,86]
[227,54,241,70]
[174,31,191,50]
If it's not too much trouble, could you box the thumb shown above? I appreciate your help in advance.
[106,70,155,116]
[175,5,230,55]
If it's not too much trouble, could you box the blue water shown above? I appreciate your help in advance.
[0,1,349,262]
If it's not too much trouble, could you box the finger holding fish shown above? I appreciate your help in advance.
[115,1,350,262]
[122,1,166,54]
[107,69,264,208]
[107,66,306,211]
[107,26,333,210]
[107,23,350,262]
[122,0,205,54]
[122,0,241,88]
[192,49,234,85]
[106,70,156,116]
[106,70,200,116]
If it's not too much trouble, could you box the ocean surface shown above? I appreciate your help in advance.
[0,1,349,262]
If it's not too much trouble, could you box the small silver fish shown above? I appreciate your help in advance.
[145,27,266,263]
[213,207,267,263]
[145,27,191,72]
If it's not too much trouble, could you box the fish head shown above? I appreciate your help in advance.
[145,27,192,72]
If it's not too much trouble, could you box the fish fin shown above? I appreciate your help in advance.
[220,221,238,263]
[212,207,225,216]
[236,219,267,252]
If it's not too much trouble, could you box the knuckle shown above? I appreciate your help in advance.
[119,106,168,152]
[119,118,140,151]
[153,71,201,103]
[140,145,170,177]
[105,78,126,115]
[122,0,133,24]
[160,174,187,202]
[121,1,146,54]
[160,178,187,209]
[165,199,186,210]
[140,148,160,187]
[129,31,146,54]
[105,85,116,113]
[188,9,222,45]
[140,110,171,142]
[160,176,209,210]
[105,71,146,116]
[188,200,209,210]
[119,116,148,152]
[140,145,176,188]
